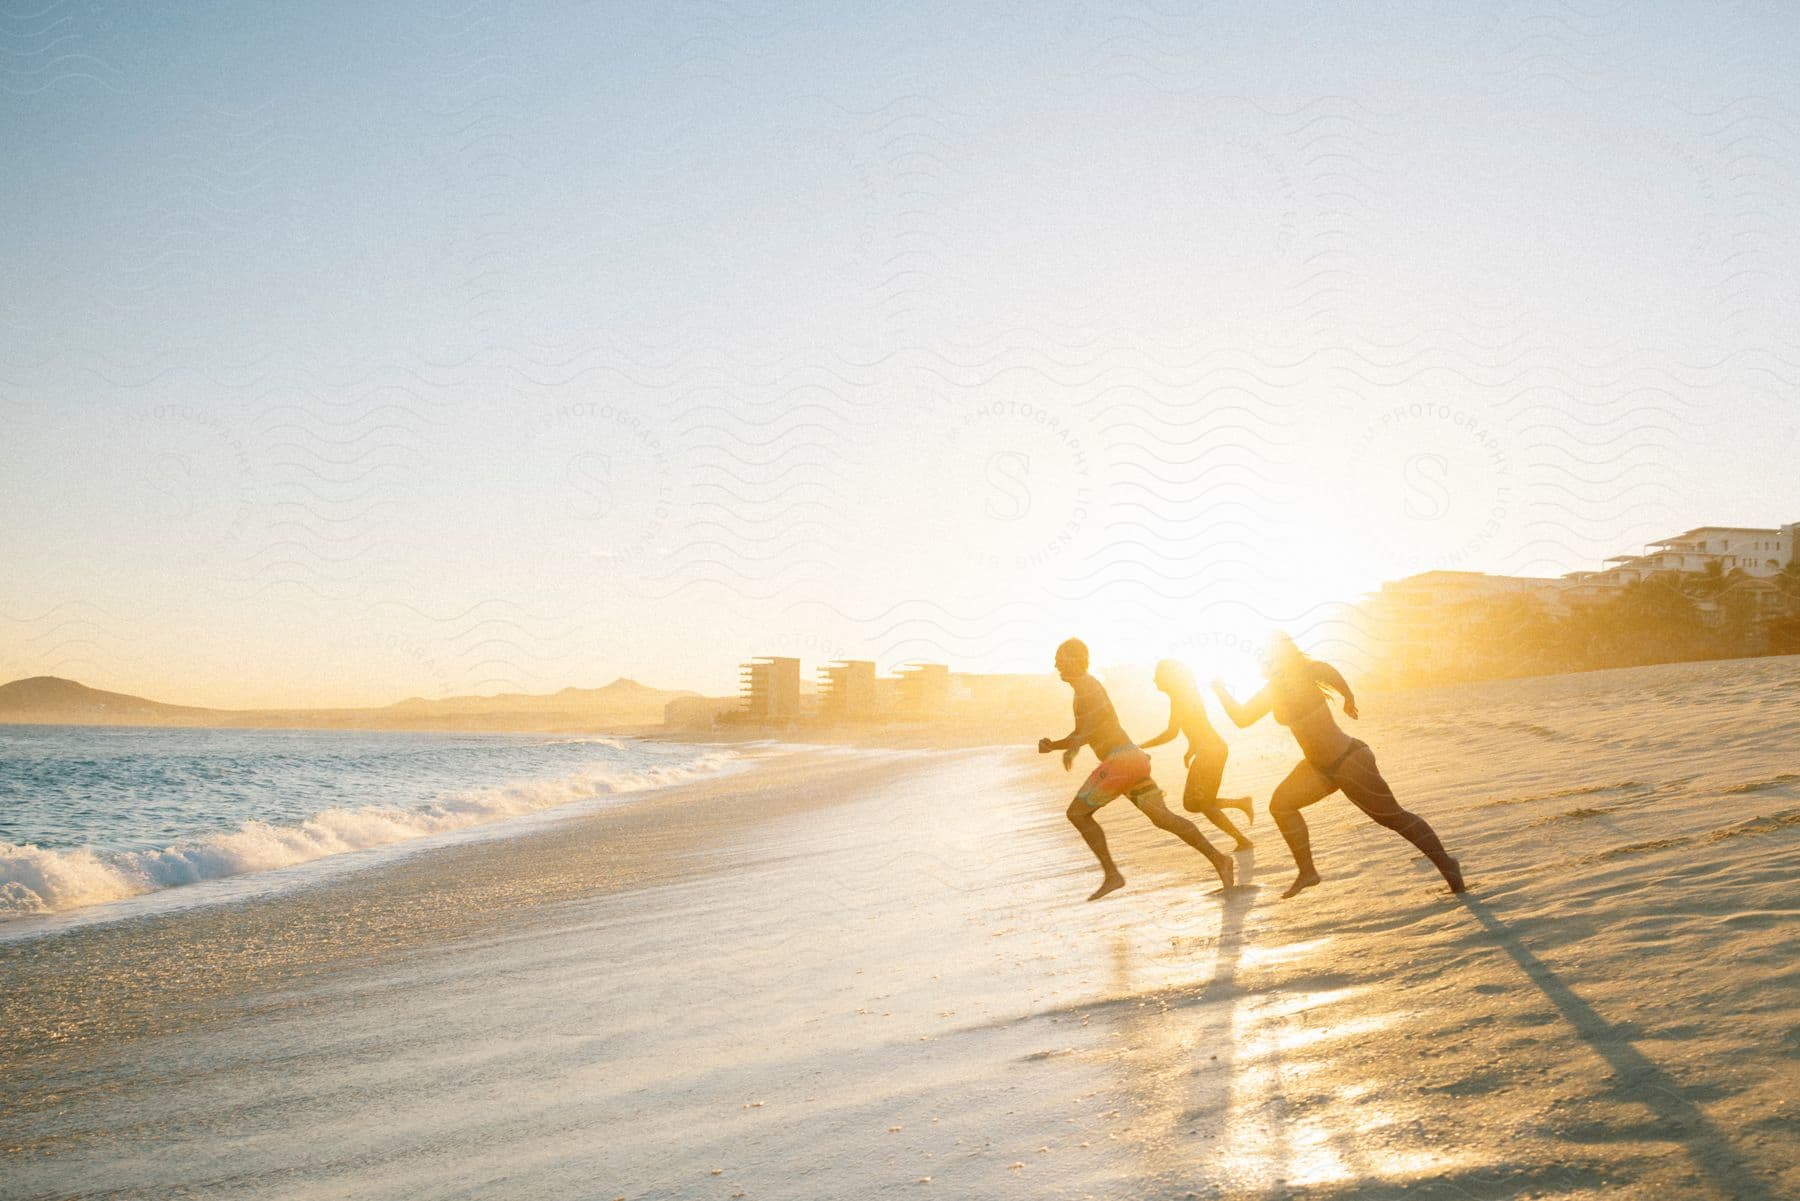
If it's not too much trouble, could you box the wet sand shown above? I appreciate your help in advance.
[3,659,1797,1199]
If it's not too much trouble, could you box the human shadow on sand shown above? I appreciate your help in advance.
[1457,893,1775,1201]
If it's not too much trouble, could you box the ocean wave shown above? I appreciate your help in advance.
[0,750,739,920]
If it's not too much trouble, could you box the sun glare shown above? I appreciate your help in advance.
[1165,619,1273,698]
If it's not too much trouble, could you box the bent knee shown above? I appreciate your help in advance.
[1269,798,1311,829]
[1144,805,1183,830]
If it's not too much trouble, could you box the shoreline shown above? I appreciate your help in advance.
[0,733,749,934]
[4,662,1795,1199]
[0,749,936,1088]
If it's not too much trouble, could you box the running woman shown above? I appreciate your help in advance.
[1141,659,1255,851]
[1038,638,1235,901]
[1212,633,1465,899]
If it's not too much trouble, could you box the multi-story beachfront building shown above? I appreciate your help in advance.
[1576,524,1799,587]
[818,660,878,720]
[739,656,801,722]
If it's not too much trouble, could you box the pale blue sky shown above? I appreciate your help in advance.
[4,1,1798,704]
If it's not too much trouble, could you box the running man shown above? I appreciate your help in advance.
[1141,659,1255,851]
[1038,638,1236,901]
[1212,632,1465,899]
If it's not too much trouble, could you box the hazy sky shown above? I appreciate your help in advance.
[4,1,1798,705]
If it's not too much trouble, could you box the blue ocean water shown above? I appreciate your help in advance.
[0,724,736,920]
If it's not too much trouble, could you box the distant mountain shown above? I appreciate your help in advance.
[373,677,695,729]
[0,676,695,734]
[0,677,223,725]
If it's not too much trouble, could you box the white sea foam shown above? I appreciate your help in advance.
[0,749,740,920]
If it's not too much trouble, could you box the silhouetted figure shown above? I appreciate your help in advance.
[1212,633,1465,899]
[1038,638,1235,901]
[1141,659,1255,851]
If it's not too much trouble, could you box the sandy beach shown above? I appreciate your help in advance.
[3,658,1796,1200]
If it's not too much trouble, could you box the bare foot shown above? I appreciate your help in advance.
[1088,874,1125,901]
[1442,858,1467,894]
[1214,856,1235,890]
[1280,870,1321,899]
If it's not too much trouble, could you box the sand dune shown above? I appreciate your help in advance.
[2,659,1795,1199]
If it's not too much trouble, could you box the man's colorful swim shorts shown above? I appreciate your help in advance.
[1075,746,1162,809]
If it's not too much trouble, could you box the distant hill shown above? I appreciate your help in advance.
[370,677,695,731]
[0,676,695,734]
[0,677,224,726]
